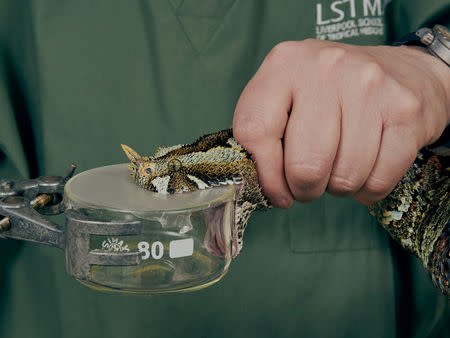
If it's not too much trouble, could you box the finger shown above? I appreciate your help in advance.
[327,81,382,197]
[284,87,341,202]
[353,126,418,205]
[233,51,295,208]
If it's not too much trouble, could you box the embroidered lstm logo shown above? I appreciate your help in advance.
[315,0,390,41]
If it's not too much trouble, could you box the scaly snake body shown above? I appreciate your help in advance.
[122,128,449,296]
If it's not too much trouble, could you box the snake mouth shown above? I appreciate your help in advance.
[203,185,242,259]
[203,205,228,258]
[203,204,238,259]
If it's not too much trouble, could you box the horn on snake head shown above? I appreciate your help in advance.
[121,144,144,167]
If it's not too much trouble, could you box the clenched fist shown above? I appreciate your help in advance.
[233,39,450,208]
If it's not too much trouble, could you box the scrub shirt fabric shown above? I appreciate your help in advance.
[0,1,449,338]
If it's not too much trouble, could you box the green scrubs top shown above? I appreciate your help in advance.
[0,1,449,337]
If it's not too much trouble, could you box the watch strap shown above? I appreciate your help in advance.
[392,32,423,47]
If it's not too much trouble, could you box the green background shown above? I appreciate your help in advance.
[0,1,449,337]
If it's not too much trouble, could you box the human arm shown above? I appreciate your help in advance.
[232,40,449,208]
[232,39,449,295]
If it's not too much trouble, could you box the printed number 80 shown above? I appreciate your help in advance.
[138,241,164,260]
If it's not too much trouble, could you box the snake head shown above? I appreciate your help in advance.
[121,144,157,189]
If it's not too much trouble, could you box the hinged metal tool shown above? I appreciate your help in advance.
[0,164,143,281]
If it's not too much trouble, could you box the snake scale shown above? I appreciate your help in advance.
[122,128,449,296]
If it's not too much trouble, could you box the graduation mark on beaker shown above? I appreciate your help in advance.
[137,239,194,260]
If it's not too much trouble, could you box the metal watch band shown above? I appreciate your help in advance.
[416,25,450,67]
[393,25,450,67]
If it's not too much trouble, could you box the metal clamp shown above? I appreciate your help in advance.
[65,209,142,280]
[0,165,144,282]
[0,196,65,248]
[0,164,77,232]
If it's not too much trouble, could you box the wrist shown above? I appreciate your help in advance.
[399,45,450,125]
[426,46,450,125]
[394,25,450,125]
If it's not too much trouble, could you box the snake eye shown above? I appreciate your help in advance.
[144,167,152,174]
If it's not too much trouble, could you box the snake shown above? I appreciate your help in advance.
[121,128,449,296]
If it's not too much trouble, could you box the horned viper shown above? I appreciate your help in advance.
[122,128,449,296]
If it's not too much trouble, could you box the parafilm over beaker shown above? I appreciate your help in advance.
[64,164,236,293]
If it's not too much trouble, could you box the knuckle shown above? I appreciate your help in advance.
[359,61,386,92]
[266,41,297,63]
[362,175,392,197]
[398,87,423,116]
[317,45,347,70]
[285,160,329,190]
[232,114,267,145]
[264,41,309,68]
[327,174,361,195]
[388,84,424,124]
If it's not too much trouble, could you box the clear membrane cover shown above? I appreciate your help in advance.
[65,163,235,213]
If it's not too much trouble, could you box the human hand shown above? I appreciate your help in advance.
[232,39,450,208]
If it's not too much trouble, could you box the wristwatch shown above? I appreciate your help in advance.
[394,24,450,67]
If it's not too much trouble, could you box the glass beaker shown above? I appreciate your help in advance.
[64,164,236,293]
